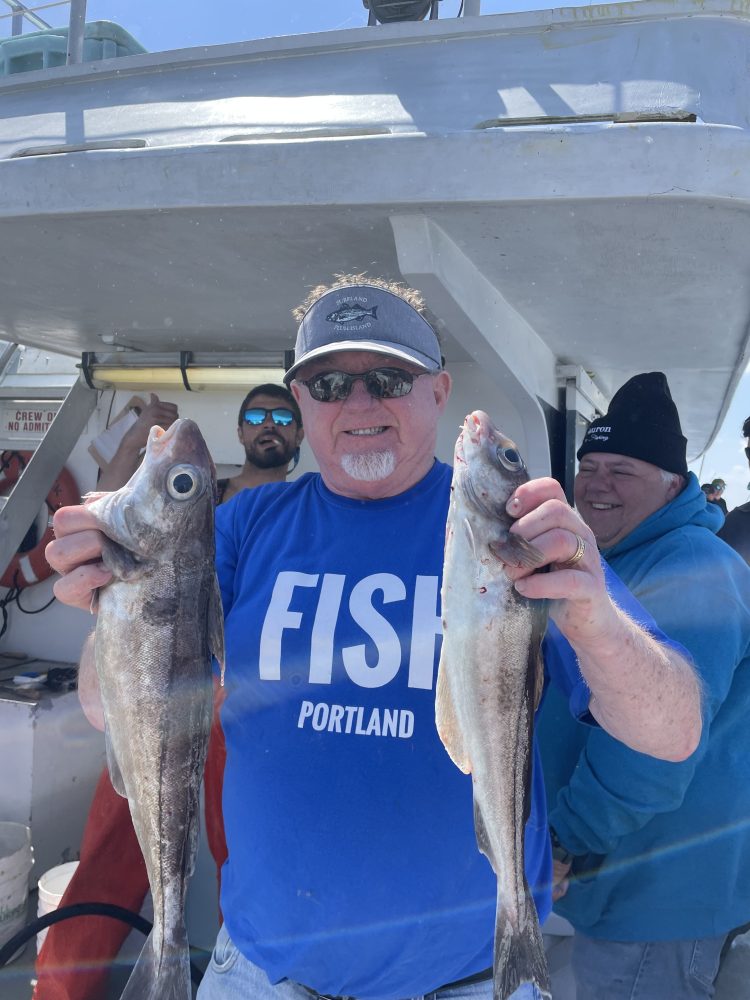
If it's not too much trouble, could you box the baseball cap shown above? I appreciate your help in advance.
[284,284,442,385]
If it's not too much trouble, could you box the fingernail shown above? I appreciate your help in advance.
[514,578,528,594]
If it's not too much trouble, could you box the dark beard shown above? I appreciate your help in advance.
[245,440,295,470]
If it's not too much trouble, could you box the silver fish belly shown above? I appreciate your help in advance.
[88,418,224,1000]
[436,411,551,1000]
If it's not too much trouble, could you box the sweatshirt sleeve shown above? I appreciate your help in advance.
[549,542,748,857]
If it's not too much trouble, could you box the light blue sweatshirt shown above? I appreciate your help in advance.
[539,473,750,940]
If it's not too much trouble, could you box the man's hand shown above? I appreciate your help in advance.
[552,858,571,902]
[503,477,702,763]
[503,477,613,648]
[97,394,179,491]
[124,394,179,452]
[46,504,112,611]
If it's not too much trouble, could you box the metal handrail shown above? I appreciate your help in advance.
[0,0,88,64]
[1,0,55,30]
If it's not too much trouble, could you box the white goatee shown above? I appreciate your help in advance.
[341,450,396,482]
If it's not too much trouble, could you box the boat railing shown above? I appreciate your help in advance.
[1,0,86,62]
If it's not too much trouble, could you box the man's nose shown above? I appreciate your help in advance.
[345,377,376,406]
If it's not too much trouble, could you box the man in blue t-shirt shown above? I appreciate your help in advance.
[47,278,701,1000]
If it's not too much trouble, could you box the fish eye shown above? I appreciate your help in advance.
[496,446,524,471]
[166,464,201,500]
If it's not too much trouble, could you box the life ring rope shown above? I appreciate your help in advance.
[0,450,81,590]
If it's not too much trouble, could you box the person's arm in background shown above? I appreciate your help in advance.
[506,478,702,763]
[97,394,178,490]
[545,550,748,862]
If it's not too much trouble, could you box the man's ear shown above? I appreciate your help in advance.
[433,370,452,413]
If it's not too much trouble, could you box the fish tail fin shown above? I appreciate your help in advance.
[492,890,551,1000]
[120,924,191,1000]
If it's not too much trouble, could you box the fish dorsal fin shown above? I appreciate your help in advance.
[462,517,477,558]
[488,533,544,569]
[104,726,127,798]
[208,572,226,685]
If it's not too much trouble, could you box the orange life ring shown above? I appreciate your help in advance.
[0,450,81,590]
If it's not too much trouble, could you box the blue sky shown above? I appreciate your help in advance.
[3,0,748,506]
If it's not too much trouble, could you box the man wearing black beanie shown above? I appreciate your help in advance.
[537,372,750,1000]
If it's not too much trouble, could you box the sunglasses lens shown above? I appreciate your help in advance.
[244,409,266,425]
[365,369,414,398]
[271,409,294,426]
[307,372,352,402]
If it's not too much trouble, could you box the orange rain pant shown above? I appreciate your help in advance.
[33,686,227,1000]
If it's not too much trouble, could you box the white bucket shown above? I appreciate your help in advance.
[37,860,79,953]
[0,821,33,963]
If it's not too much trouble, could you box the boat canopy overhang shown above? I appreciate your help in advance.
[0,0,748,462]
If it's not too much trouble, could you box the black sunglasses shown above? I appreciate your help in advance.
[297,367,428,403]
[243,407,296,427]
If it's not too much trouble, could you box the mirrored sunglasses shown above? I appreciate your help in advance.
[298,367,428,403]
[243,407,295,427]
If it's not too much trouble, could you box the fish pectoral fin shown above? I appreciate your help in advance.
[488,533,544,569]
[100,537,147,582]
[104,727,128,798]
[435,662,471,774]
[208,572,226,685]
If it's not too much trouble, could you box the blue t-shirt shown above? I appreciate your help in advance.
[214,462,677,999]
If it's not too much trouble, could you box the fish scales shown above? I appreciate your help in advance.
[87,418,224,1000]
[436,410,551,1000]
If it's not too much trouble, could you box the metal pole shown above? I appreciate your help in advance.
[0,378,97,582]
[462,0,481,14]
[66,0,87,65]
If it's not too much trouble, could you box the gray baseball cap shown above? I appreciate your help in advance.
[284,284,442,384]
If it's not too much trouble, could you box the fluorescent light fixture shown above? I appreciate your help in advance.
[80,352,290,392]
[88,367,286,391]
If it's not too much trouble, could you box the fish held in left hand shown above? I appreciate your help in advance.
[436,410,551,1000]
[86,418,225,1000]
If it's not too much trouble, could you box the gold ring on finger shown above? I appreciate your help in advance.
[563,533,586,568]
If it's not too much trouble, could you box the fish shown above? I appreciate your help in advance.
[325,303,378,324]
[436,410,551,1000]
[86,418,224,1000]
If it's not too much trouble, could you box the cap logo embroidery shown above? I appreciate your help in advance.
[325,303,378,325]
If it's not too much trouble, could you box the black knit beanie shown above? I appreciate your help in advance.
[577,372,688,477]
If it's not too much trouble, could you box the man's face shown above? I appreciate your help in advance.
[574,452,683,549]
[238,393,304,470]
[291,350,451,500]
